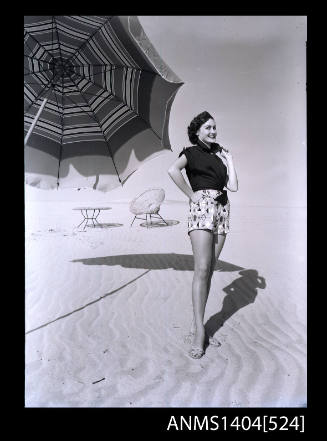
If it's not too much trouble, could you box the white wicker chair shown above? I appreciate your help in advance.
[130,188,168,227]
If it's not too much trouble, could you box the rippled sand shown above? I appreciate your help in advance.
[25,188,306,407]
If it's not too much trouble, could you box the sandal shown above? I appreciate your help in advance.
[184,332,221,347]
[189,347,205,359]
[208,336,221,347]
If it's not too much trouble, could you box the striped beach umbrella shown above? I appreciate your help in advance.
[24,16,183,191]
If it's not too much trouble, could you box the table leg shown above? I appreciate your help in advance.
[94,209,102,227]
[76,218,86,229]
[76,208,104,230]
[90,209,95,227]
[83,209,90,230]
[76,209,88,230]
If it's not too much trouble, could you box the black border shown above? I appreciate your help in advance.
[18,9,312,436]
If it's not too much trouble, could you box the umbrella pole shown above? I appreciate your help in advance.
[24,97,48,146]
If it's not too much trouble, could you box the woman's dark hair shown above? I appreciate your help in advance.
[187,111,213,144]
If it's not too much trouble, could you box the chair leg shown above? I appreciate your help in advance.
[157,213,168,225]
[131,214,167,227]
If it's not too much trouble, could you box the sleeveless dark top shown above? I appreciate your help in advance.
[179,139,229,205]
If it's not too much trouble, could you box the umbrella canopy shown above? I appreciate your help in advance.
[24,16,183,191]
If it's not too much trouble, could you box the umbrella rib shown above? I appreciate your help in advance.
[51,15,59,76]
[51,16,56,79]
[24,54,52,62]
[24,34,51,65]
[51,81,62,117]
[24,67,55,76]
[53,16,65,65]
[25,82,50,86]
[72,70,163,141]
[67,72,122,183]
[24,27,55,63]
[24,36,38,58]
[24,21,62,114]
[56,78,65,188]
[48,86,142,117]
[34,64,160,79]
[24,75,60,116]
[61,17,113,70]
[57,88,99,124]
[24,54,54,77]
[50,85,106,99]
[74,64,167,78]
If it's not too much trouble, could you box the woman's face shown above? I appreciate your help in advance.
[196,118,217,144]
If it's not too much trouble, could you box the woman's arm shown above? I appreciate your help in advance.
[221,149,238,192]
[168,155,196,200]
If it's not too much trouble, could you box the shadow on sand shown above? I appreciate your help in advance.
[93,223,124,228]
[71,254,266,335]
[139,220,180,228]
[29,255,266,337]
[71,253,244,272]
[205,269,267,337]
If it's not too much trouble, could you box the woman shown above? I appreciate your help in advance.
[168,111,238,359]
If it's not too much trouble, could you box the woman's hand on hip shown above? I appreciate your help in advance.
[190,192,202,203]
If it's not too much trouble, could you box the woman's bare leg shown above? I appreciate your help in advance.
[189,229,213,352]
[208,233,226,292]
[190,233,226,336]
[206,233,226,340]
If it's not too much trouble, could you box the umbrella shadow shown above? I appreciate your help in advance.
[205,269,267,336]
[71,253,244,272]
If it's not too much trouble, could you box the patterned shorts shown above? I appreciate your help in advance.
[188,189,230,235]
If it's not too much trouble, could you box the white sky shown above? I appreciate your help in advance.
[111,16,307,207]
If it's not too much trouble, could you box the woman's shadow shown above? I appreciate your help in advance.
[205,269,266,337]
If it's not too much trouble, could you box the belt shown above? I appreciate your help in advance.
[214,189,228,205]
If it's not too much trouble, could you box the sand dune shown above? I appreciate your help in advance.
[25,187,306,407]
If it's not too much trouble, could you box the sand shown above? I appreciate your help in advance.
[25,186,306,407]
